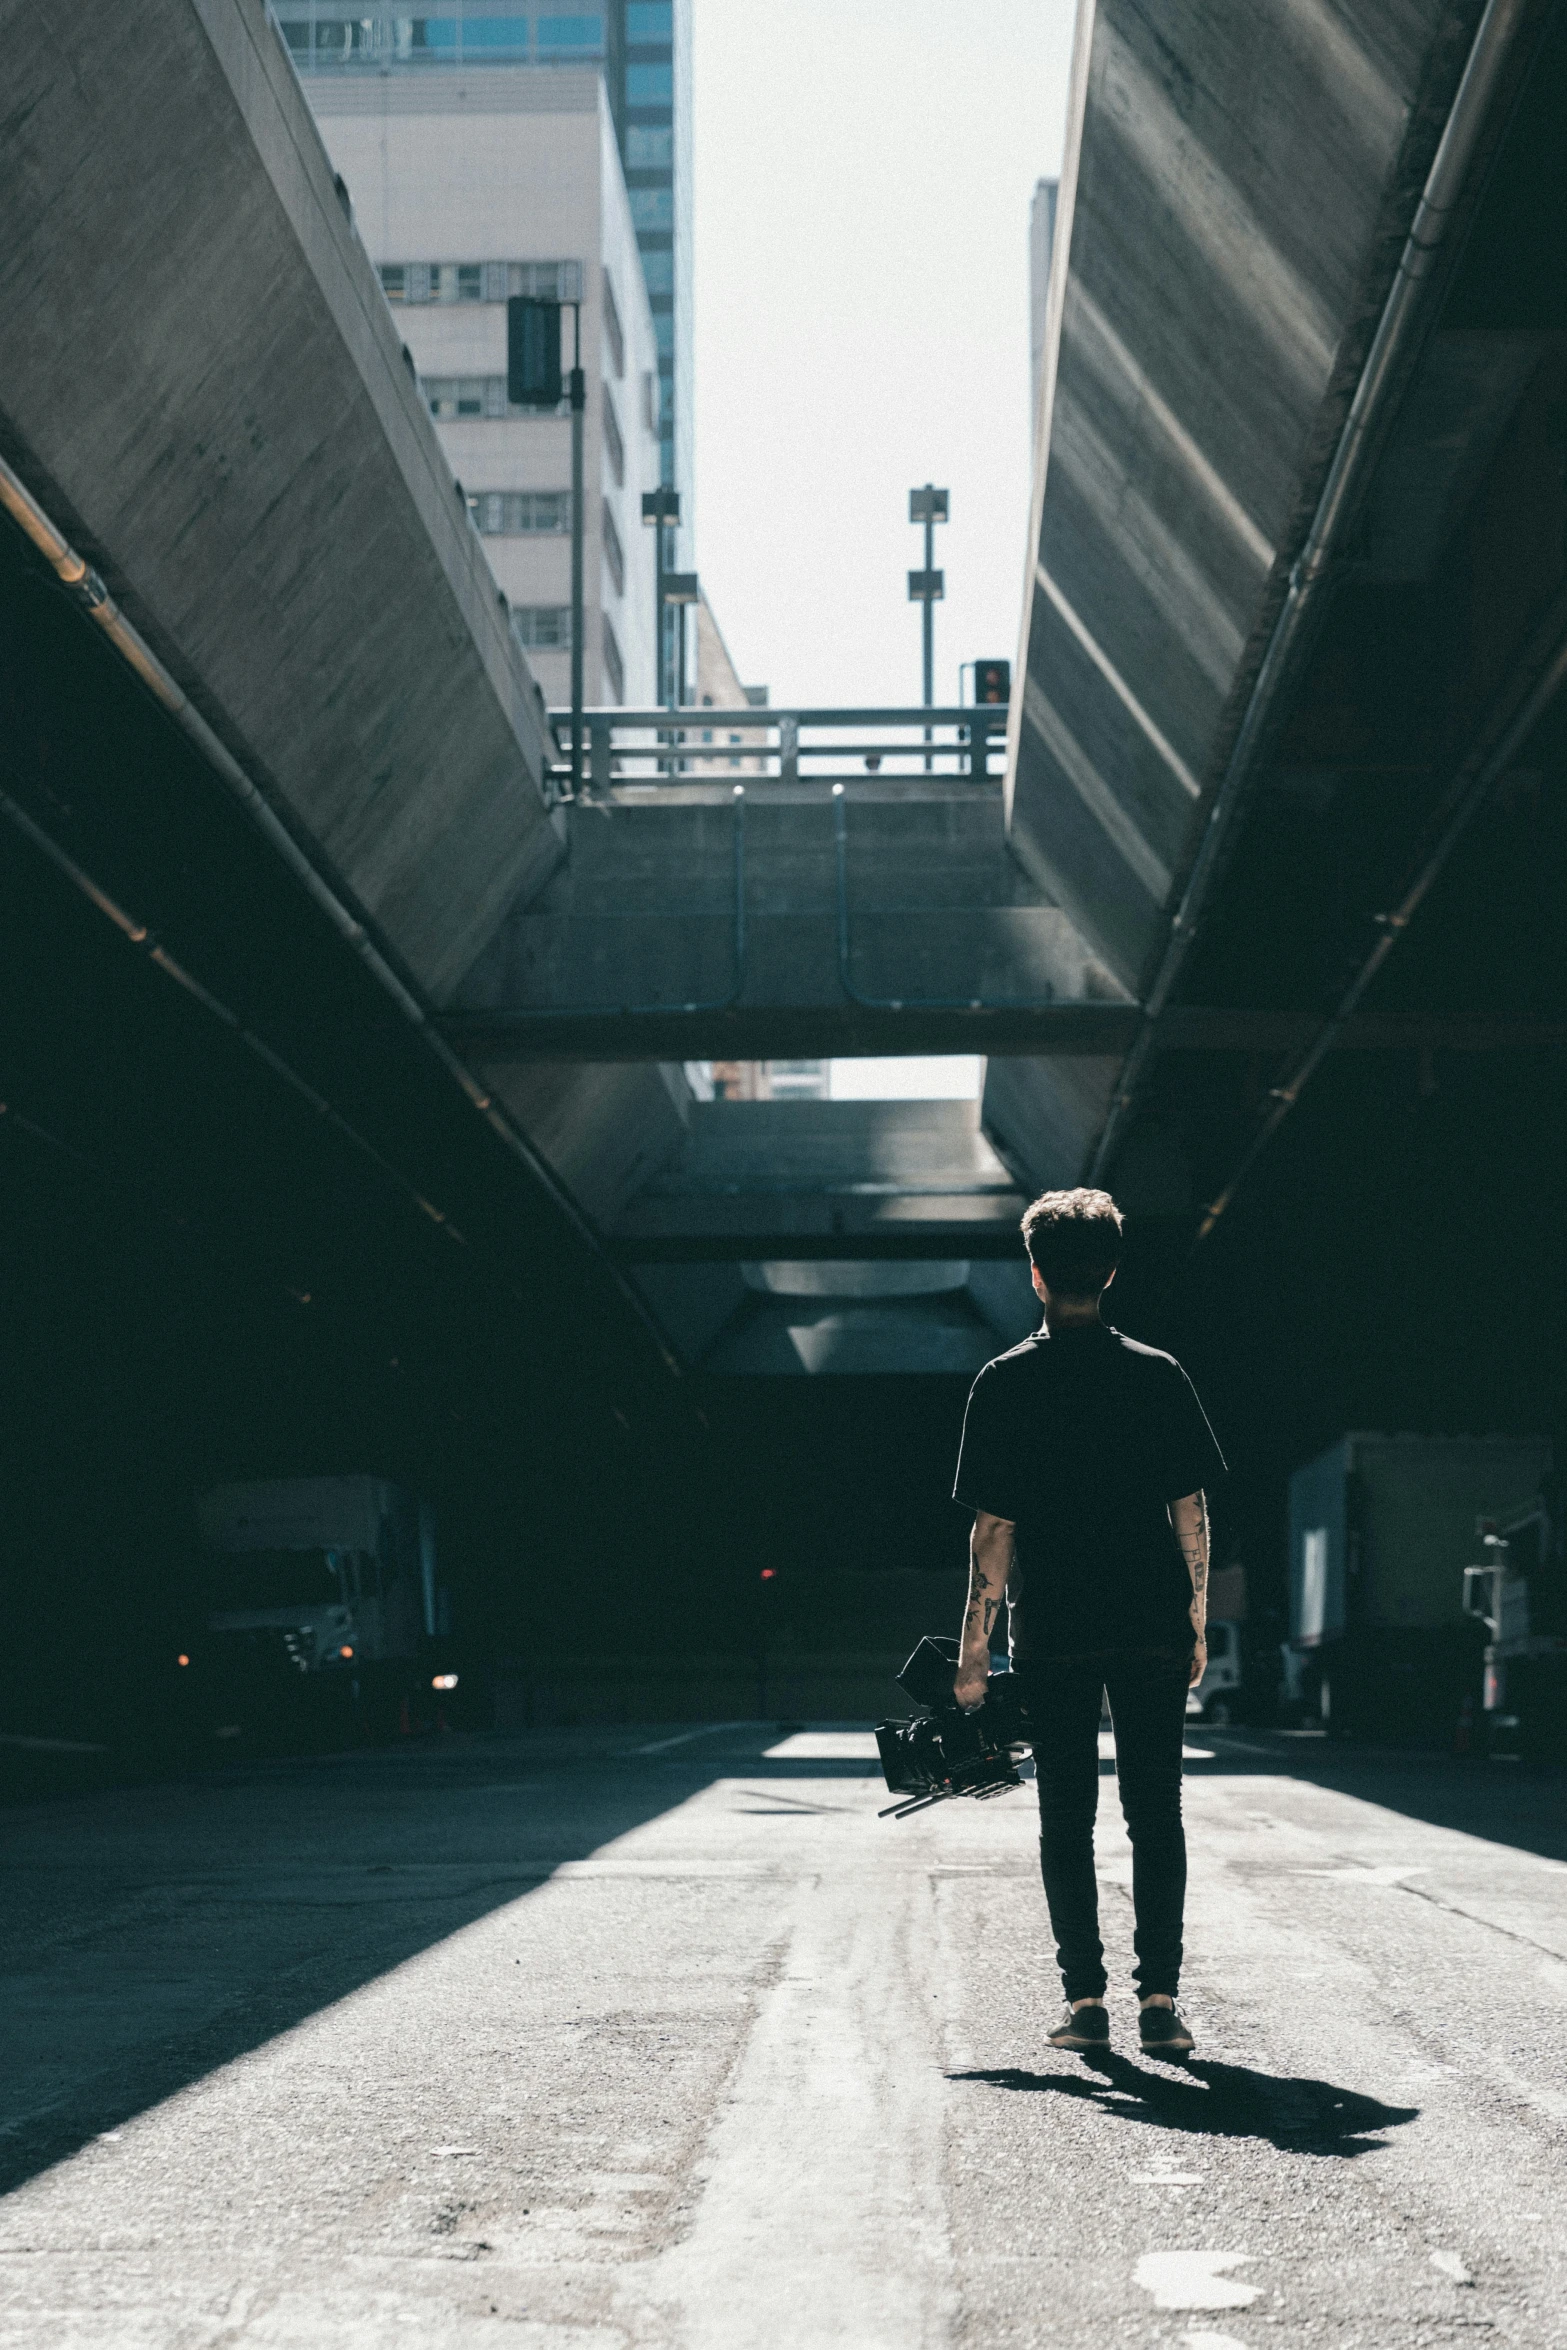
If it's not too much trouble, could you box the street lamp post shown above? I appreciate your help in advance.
[641,485,681,709]
[568,307,586,798]
[908,484,948,768]
[663,568,700,767]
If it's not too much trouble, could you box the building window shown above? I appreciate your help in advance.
[651,311,674,356]
[602,614,625,704]
[382,259,582,305]
[639,249,673,295]
[536,13,603,53]
[467,491,571,535]
[513,606,572,651]
[424,376,498,418]
[461,14,532,57]
[601,500,625,595]
[629,187,674,231]
[626,2,672,38]
[423,375,581,420]
[602,269,625,379]
[626,61,673,103]
[624,126,672,168]
[602,387,625,486]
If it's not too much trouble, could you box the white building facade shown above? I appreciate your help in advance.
[310,68,663,708]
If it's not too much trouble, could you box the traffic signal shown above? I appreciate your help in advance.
[975,658,1010,704]
[507,297,561,408]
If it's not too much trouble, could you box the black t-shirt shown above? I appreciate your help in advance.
[952,1321,1225,1659]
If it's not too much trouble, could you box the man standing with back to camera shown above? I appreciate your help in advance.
[951,1188,1224,2054]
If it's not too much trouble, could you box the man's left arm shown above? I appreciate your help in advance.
[1169,1489,1209,1687]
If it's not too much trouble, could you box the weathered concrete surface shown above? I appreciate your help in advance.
[0,0,558,1001]
[2,1726,1564,2345]
[1014,0,1481,996]
[476,1059,694,1229]
[453,792,1124,1039]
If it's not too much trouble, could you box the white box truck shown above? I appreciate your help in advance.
[1288,1434,1552,1741]
[191,1476,441,1744]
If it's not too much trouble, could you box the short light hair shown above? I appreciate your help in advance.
[1020,1187,1124,1296]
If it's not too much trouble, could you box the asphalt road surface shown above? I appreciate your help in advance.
[1,1720,1564,2348]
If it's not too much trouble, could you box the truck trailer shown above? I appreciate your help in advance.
[189,1476,442,1746]
[1288,1434,1552,1742]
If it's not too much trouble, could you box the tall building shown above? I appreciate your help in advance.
[275,2,693,568]
[306,68,663,707]
[1029,176,1059,442]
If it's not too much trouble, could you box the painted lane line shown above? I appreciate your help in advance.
[1182,2333,1252,2350]
[1131,2170,1204,2185]
[1430,2250,1474,2284]
[633,1723,767,1756]
[1135,2252,1259,2309]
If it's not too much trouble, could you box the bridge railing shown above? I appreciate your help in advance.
[543,705,1009,799]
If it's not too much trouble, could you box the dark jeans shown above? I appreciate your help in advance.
[1017,1647,1191,2002]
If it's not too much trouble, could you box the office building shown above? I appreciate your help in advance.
[276,2,693,567]
[305,69,663,706]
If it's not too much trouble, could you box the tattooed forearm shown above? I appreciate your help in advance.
[958,1512,1016,1679]
[1170,1491,1210,1639]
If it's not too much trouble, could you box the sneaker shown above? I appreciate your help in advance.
[1138,2001,1195,2055]
[1048,2002,1111,2050]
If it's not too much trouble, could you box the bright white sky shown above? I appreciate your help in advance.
[691,1,1076,1100]
[691,0,1076,710]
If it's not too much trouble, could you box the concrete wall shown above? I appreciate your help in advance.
[455,792,1124,1029]
[1012,0,1478,999]
[0,0,560,1002]
[310,70,662,708]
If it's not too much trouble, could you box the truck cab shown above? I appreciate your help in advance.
[190,1476,438,1745]
[1462,1495,1566,1759]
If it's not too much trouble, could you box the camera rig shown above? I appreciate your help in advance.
[874,1636,1033,1819]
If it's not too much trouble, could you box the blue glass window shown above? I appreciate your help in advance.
[626,2,672,37]
[624,125,672,167]
[639,249,673,294]
[537,14,603,51]
[626,61,673,102]
[652,311,674,354]
[630,186,673,229]
[461,16,530,53]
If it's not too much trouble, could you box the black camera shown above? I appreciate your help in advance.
[875,1636,1033,1819]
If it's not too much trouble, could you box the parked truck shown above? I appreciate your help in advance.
[189,1476,444,1746]
[1462,1479,1567,1760]
[1288,1434,1552,1742]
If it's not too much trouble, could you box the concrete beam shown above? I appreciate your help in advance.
[440,1003,1567,1064]
[0,0,560,1003]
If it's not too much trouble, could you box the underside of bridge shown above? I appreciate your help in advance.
[1,0,1565,1749]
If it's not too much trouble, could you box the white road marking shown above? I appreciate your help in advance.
[1291,1865,1424,1885]
[1182,2333,1252,2350]
[1135,2252,1259,2309]
[765,1730,880,1760]
[633,1723,762,1755]
[1430,2250,1474,2284]
[1131,2169,1204,2185]
[1098,1731,1218,1761]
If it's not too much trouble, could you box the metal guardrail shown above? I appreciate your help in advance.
[544,704,1008,797]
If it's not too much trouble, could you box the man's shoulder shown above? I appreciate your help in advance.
[972,1334,1047,1381]
[1102,1326,1184,1374]
[976,1334,1049,1382]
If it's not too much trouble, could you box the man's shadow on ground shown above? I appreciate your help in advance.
[949,2052,1417,2157]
